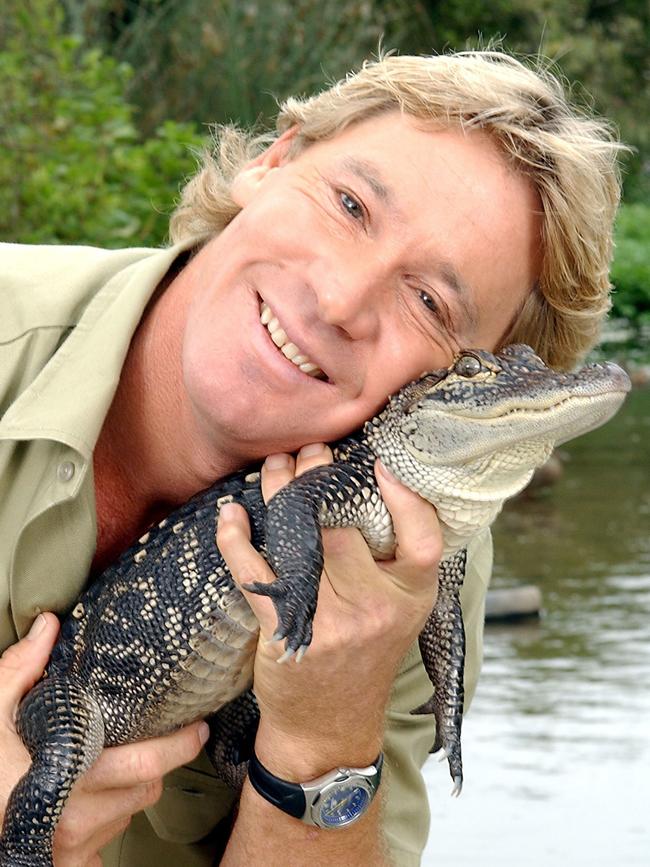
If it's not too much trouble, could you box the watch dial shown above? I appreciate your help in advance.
[319,783,370,828]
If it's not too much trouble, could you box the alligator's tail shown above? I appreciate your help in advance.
[0,677,104,866]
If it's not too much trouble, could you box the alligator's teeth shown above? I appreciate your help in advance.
[259,300,326,379]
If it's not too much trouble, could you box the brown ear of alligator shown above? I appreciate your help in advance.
[0,346,630,866]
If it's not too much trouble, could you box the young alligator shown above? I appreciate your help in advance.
[0,345,630,866]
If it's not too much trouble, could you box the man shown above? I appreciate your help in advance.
[0,51,622,865]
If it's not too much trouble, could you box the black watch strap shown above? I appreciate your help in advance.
[248,752,307,819]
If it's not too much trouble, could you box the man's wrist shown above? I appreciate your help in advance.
[253,719,384,781]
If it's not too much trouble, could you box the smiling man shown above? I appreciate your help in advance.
[0,51,622,866]
[179,115,540,454]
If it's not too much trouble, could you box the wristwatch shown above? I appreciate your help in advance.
[248,750,384,829]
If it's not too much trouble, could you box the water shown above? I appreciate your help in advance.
[423,385,650,867]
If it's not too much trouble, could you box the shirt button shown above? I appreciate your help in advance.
[58,461,76,482]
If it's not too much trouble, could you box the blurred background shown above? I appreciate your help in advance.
[1,2,648,863]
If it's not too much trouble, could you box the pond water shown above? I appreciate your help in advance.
[422,384,650,866]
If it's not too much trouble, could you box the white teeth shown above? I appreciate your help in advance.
[281,342,300,360]
[259,302,326,380]
[271,328,287,347]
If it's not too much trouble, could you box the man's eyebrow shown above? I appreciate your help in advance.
[339,157,396,207]
[438,262,480,334]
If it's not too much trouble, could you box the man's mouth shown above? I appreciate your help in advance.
[260,301,327,380]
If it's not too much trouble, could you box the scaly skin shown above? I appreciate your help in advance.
[0,345,630,866]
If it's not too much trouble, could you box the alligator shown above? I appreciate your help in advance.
[0,344,630,866]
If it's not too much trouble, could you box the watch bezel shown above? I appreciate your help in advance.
[308,774,375,828]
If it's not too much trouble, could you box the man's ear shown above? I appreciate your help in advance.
[231,126,299,207]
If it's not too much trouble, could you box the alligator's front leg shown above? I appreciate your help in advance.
[412,548,467,797]
[245,457,380,659]
[0,678,104,867]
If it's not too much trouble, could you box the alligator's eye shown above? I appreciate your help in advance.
[454,354,482,377]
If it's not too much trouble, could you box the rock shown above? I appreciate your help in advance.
[485,584,542,623]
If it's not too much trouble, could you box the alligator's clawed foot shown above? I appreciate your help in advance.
[273,641,309,664]
[244,577,316,657]
[410,695,435,716]
[430,745,463,796]
[443,744,463,796]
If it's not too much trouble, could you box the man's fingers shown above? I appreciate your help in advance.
[260,453,295,503]
[260,444,332,503]
[216,502,279,634]
[54,794,134,858]
[81,721,208,791]
[0,613,60,712]
[375,460,442,589]
[294,443,333,476]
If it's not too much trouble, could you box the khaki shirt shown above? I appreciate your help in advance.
[0,241,492,866]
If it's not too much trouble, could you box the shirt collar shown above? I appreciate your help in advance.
[0,239,198,460]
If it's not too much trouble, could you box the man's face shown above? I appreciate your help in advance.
[181,112,541,459]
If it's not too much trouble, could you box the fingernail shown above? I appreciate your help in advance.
[376,460,397,482]
[265,453,290,470]
[198,722,210,745]
[219,502,239,521]
[299,443,325,458]
[27,614,46,641]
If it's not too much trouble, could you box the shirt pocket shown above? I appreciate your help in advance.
[145,757,237,844]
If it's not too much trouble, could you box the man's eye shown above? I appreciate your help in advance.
[340,191,364,220]
[418,289,440,315]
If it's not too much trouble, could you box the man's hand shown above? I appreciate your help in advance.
[0,614,208,867]
[217,443,442,779]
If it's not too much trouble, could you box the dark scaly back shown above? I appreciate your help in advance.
[49,467,267,679]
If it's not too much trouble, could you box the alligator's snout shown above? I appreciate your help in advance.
[573,360,632,397]
[391,345,631,468]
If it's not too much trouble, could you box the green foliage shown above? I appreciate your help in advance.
[2,0,648,330]
[65,0,434,131]
[63,0,649,201]
[610,204,650,326]
[416,0,650,201]
[0,0,206,247]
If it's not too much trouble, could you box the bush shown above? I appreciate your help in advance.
[74,0,433,133]
[0,0,206,247]
[610,203,650,326]
[2,0,648,327]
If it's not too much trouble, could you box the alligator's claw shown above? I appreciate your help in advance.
[244,577,317,655]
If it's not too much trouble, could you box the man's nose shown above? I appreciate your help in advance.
[311,261,385,340]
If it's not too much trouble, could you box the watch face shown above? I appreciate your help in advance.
[316,780,371,828]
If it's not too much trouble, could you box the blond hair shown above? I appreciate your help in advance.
[170,50,625,369]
